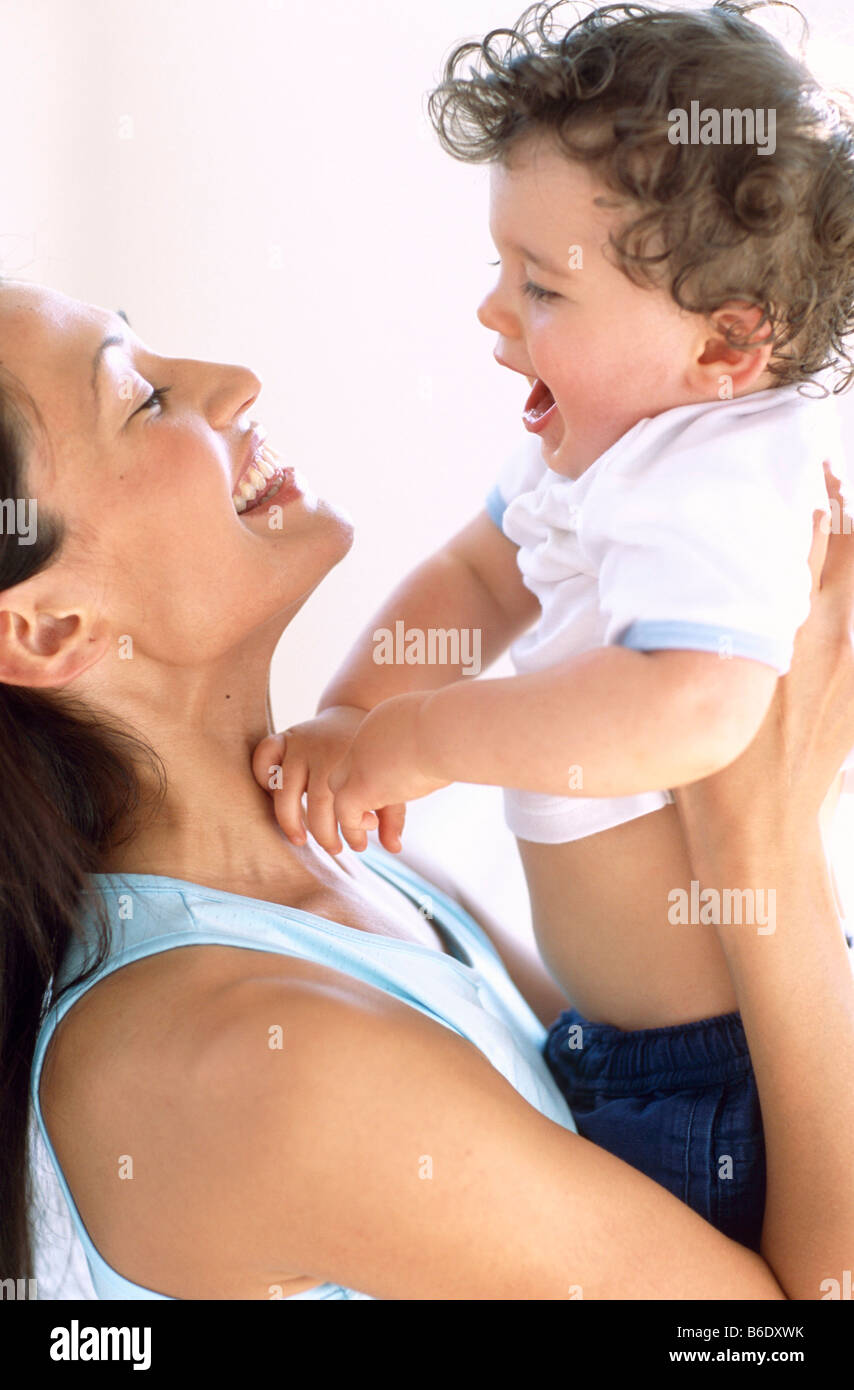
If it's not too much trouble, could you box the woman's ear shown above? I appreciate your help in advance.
[686,300,775,399]
[0,595,110,688]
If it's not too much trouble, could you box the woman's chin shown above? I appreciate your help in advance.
[295,497,356,570]
[317,497,356,555]
[250,483,354,548]
[245,490,355,613]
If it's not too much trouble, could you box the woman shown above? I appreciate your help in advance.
[2,278,853,1299]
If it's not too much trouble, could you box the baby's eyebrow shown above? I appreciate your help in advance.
[510,242,570,278]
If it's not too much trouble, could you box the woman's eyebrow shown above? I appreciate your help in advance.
[90,331,127,411]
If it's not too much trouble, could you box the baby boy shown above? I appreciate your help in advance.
[255,1,854,1249]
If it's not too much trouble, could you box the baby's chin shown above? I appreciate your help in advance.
[539,409,634,480]
[537,414,589,480]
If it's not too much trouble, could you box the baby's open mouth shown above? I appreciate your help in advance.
[522,377,558,433]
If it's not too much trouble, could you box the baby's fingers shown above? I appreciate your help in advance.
[305,769,343,855]
[271,765,310,845]
[252,732,310,845]
[252,733,286,790]
[377,804,406,854]
[332,782,379,853]
[271,786,308,845]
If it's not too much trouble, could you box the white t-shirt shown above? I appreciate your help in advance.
[486,382,850,844]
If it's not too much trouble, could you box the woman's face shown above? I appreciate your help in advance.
[0,282,353,680]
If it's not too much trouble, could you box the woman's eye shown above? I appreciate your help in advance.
[134,385,172,416]
[522,280,558,303]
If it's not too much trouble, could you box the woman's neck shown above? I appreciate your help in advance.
[101,723,294,886]
[84,648,331,900]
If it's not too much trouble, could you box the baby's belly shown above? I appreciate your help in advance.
[518,805,740,1031]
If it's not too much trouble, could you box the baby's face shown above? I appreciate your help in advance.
[480,135,721,478]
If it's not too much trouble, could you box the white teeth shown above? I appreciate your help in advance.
[232,439,285,512]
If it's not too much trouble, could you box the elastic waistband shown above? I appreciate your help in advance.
[546,1007,752,1093]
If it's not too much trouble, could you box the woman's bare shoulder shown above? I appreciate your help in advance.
[41,942,394,1114]
[38,944,420,1297]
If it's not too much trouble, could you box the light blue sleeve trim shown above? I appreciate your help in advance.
[485,485,506,530]
[617,620,790,671]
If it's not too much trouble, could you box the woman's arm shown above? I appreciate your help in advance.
[200,962,783,1300]
[674,475,854,1299]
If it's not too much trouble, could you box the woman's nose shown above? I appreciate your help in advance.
[204,363,263,429]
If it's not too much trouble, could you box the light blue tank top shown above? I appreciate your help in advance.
[31,844,575,1300]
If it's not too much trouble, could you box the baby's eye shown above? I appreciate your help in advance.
[522,280,558,303]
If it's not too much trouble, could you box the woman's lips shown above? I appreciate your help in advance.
[523,377,558,434]
[242,467,303,515]
[232,440,303,515]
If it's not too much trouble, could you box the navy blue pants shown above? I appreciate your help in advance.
[544,1007,766,1250]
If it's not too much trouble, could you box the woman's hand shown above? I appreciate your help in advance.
[672,465,854,1300]
[675,466,854,854]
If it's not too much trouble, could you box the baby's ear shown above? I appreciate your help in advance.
[687,300,775,399]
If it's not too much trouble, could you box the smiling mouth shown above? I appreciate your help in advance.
[231,441,288,513]
[522,377,558,433]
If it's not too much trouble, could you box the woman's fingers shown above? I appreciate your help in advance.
[819,464,854,607]
[809,511,831,600]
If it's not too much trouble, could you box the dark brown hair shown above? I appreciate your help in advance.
[0,353,164,1281]
[428,0,854,390]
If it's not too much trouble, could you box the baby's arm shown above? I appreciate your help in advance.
[329,647,778,849]
[318,508,539,711]
[253,509,539,852]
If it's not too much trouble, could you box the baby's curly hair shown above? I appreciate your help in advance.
[428,0,854,392]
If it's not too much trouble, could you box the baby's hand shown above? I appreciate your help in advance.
[329,693,450,853]
[252,705,405,855]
